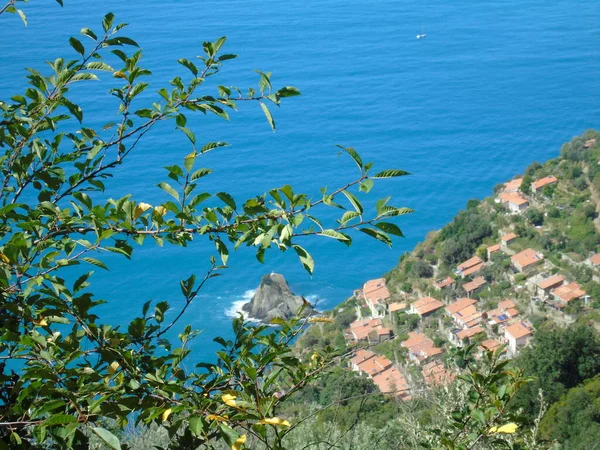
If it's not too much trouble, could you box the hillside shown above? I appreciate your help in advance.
[280,130,600,449]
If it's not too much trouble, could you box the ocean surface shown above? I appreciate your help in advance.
[1,1,598,361]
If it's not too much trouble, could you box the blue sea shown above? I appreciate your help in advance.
[1,1,598,361]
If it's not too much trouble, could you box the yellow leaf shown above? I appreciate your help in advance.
[258,417,291,427]
[33,318,48,327]
[153,206,167,217]
[232,434,246,450]
[113,71,127,79]
[222,393,237,407]
[308,317,333,323]
[161,408,172,422]
[134,202,152,219]
[311,352,319,361]
[490,423,518,434]
[108,361,120,374]
[206,414,228,422]
[0,252,9,264]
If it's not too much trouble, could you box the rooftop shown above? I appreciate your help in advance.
[537,274,565,290]
[363,278,390,305]
[479,339,502,352]
[350,349,375,366]
[511,248,544,269]
[445,298,477,315]
[503,178,523,192]
[552,282,586,303]
[372,367,410,395]
[457,255,483,272]
[357,354,393,377]
[501,232,518,242]
[461,262,485,277]
[532,175,558,191]
[435,276,456,289]
[589,254,600,266]
[456,325,485,340]
[422,360,455,386]
[505,321,533,340]
[411,297,445,316]
[487,243,501,253]
[499,192,529,206]
[389,302,408,313]
[463,276,487,293]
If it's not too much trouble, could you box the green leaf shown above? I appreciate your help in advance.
[359,228,392,246]
[276,86,301,98]
[184,151,196,172]
[17,9,27,26]
[178,126,196,146]
[372,169,410,179]
[216,192,236,210]
[342,190,363,214]
[81,257,109,270]
[375,222,404,237]
[189,416,204,437]
[41,414,77,427]
[340,211,360,225]
[69,37,85,56]
[102,12,115,32]
[191,168,212,181]
[359,179,374,193]
[293,244,314,275]
[86,61,114,71]
[336,145,363,171]
[178,58,198,76]
[81,28,98,41]
[91,427,121,450]
[260,102,275,131]
[158,182,180,201]
[318,229,350,242]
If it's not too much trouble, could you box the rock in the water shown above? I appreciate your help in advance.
[242,273,313,322]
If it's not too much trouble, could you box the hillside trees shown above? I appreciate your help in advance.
[0,6,414,448]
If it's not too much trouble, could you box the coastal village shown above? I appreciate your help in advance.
[329,135,600,399]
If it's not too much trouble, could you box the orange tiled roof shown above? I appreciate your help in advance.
[487,243,501,253]
[537,274,565,290]
[412,297,445,316]
[446,298,477,315]
[499,192,528,206]
[532,175,558,191]
[498,299,516,310]
[372,367,409,395]
[552,282,586,303]
[479,339,502,352]
[389,302,408,313]
[422,360,455,386]
[435,276,455,289]
[350,349,375,367]
[511,248,544,269]
[363,278,390,306]
[457,256,483,272]
[349,318,383,340]
[501,232,518,242]
[357,354,393,376]
[456,325,485,340]
[505,321,532,340]
[461,262,485,277]
[504,178,523,192]
[463,276,487,293]
[589,254,600,266]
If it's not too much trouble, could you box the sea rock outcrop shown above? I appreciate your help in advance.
[242,273,313,322]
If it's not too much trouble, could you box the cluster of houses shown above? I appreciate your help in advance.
[496,175,558,214]
[342,168,600,399]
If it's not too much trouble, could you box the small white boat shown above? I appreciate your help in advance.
[416,33,426,39]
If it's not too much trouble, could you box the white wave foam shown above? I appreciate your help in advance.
[224,289,256,319]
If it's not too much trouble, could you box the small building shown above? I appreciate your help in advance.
[504,321,533,356]
[372,367,411,399]
[456,255,484,278]
[388,302,408,314]
[434,276,456,290]
[452,325,485,347]
[401,332,443,365]
[532,175,558,194]
[487,243,501,260]
[350,349,375,372]
[536,274,565,298]
[445,298,477,316]
[511,248,544,274]
[409,297,445,317]
[587,254,600,268]
[500,232,518,248]
[499,192,529,213]
[550,282,586,309]
[422,360,455,386]
[584,138,596,148]
[355,354,393,377]
[463,276,487,297]
[451,304,482,329]
[348,318,391,342]
[362,278,391,318]
[503,178,523,193]
[476,339,505,359]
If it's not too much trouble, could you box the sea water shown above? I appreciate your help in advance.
[1,0,598,361]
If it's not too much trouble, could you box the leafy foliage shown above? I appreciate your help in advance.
[0,7,413,449]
